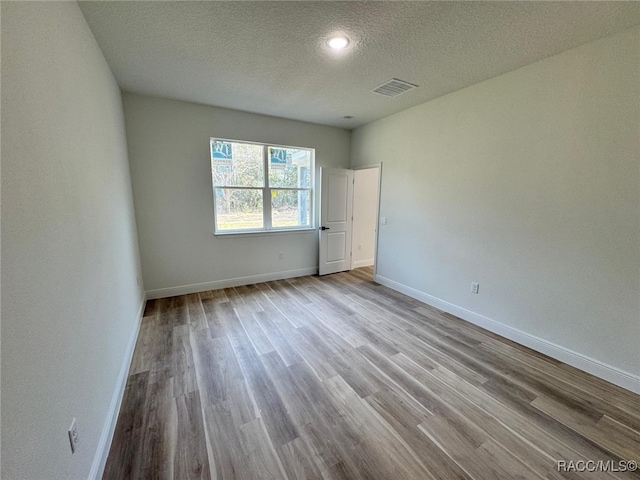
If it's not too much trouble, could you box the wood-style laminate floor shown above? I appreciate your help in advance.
[104,267,640,480]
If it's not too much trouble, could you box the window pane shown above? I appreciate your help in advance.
[212,141,264,187]
[215,188,263,231]
[271,189,311,228]
[268,147,312,188]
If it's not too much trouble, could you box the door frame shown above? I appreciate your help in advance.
[350,163,382,278]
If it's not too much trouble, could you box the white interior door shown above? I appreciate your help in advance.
[319,167,353,275]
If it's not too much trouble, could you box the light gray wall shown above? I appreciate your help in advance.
[352,168,379,267]
[1,2,144,479]
[351,27,640,385]
[123,93,351,296]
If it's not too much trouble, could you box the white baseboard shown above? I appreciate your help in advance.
[88,295,146,480]
[374,274,640,395]
[145,267,319,300]
[352,259,374,268]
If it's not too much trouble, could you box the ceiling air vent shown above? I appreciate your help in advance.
[372,78,418,97]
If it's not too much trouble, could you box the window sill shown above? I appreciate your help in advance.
[213,228,316,239]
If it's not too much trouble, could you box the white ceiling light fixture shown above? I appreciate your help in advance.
[327,35,350,50]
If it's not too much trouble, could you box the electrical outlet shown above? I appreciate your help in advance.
[68,418,79,454]
[278,252,284,260]
[358,244,362,251]
[380,217,387,225]
[471,282,480,294]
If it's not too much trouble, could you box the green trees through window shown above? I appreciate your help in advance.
[211,139,313,232]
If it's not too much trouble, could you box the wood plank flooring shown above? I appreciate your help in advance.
[104,267,640,479]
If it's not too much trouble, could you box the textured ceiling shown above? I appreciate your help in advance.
[79,1,640,129]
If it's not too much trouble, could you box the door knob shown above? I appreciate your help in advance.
[320,226,330,230]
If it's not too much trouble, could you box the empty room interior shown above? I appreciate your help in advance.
[2,1,640,479]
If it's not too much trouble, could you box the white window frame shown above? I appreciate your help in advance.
[211,138,315,235]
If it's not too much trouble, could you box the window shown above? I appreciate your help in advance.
[211,138,314,234]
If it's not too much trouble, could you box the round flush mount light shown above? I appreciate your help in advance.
[327,35,350,50]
